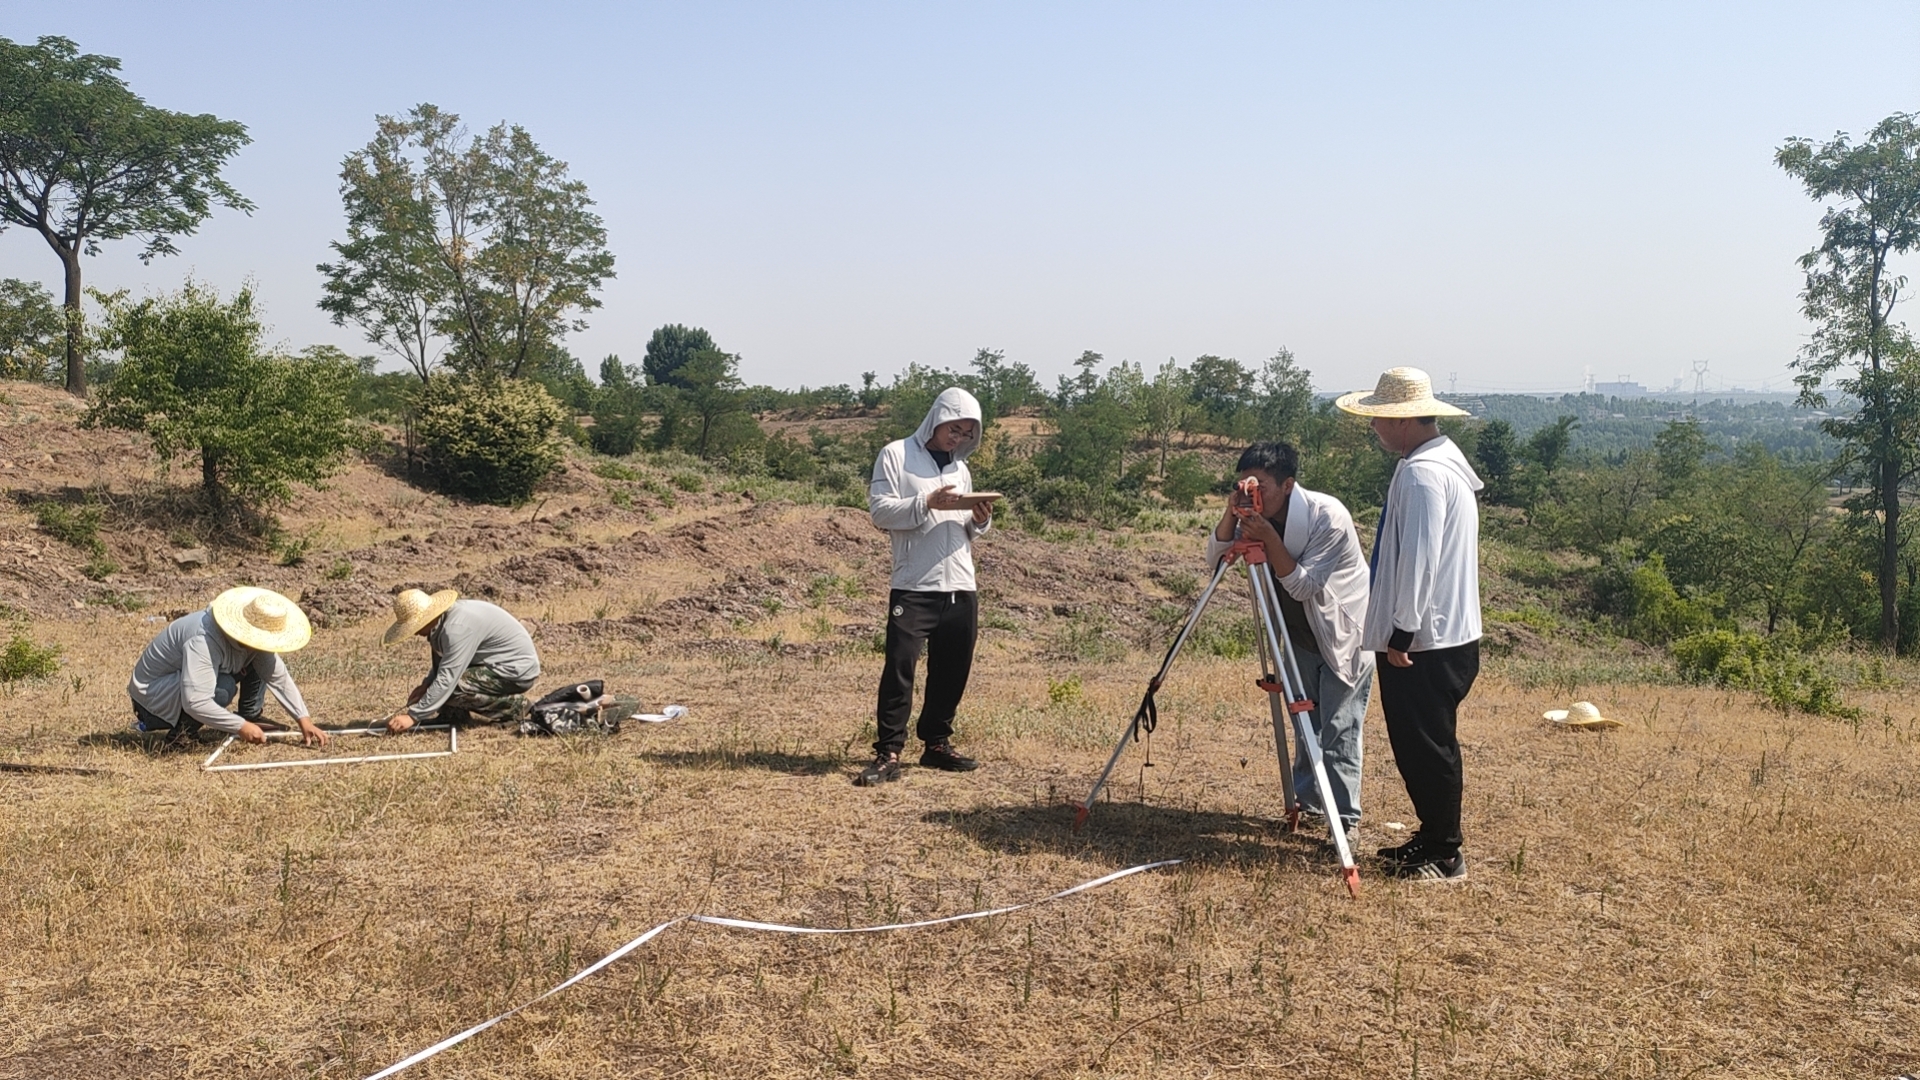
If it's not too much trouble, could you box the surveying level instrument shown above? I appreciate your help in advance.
[1072,475,1362,899]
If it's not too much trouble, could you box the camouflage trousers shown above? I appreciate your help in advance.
[435,665,535,726]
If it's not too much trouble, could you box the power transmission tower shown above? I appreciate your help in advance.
[1693,360,1710,397]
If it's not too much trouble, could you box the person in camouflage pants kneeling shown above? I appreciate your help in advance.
[381,589,541,733]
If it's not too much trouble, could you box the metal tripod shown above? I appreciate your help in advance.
[1072,484,1361,899]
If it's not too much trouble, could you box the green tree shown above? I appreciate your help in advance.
[1653,418,1709,498]
[0,277,61,380]
[1472,419,1520,506]
[1254,348,1314,442]
[969,347,1041,417]
[84,283,356,515]
[1137,358,1192,477]
[1527,415,1578,474]
[318,104,614,382]
[1777,112,1920,651]
[1042,359,1136,486]
[0,36,252,395]
[643,324,717,388]
[1186,354,1256,439]
[659,349,760,460]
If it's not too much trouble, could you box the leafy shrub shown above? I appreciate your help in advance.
[763,432,818,481]
[413,373,565,505]
[1160,453,1217,511]
[1590,549,1716,644]
[1672,629,1857,718]
[588,407,645,457]
[0,634,61,682]
[34,501,104,554]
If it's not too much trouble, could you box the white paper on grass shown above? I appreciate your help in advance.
[629,704,687,724]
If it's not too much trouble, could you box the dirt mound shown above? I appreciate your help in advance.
[296,578,394,629]
[452,543,620,602]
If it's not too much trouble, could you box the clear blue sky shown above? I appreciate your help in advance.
[4,2,1917,395]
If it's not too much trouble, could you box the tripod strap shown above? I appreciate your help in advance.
[1133,676,1161,740]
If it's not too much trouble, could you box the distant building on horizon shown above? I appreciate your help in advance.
[1594,380,1647,398]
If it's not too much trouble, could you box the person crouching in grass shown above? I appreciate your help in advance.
[129,586,331,747]
[381,589,540,734]
[1209,442,1374,841]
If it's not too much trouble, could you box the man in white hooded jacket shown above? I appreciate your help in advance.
[1337,367,1483,882]
[858,387,995,786]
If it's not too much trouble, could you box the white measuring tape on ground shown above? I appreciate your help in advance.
[363,858,1182,1079]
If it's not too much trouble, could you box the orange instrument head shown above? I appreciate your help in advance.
[1233,474,1263,519]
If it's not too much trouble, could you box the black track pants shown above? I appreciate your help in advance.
[1376,640,1480,855]
[874,589,978,756]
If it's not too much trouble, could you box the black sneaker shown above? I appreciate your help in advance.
[1385,850,1467,882]
[855,752,901,786]
[1376,833,1431,867]
[919,741,979,772]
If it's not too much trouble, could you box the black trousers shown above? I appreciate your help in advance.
[874,589,978,756]
[1376,640,1480,854]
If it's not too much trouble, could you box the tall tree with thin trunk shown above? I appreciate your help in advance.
[1777,112,1920,652]
[318,104,613,382]
[0,36,251,395]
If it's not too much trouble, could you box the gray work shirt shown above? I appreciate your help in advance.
[408,599,541,719]
[127,610,310,733]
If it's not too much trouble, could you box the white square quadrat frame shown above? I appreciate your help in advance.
[200,726,457,773]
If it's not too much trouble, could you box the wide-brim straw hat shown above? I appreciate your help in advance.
[1335,367,1469,418]
[210,586,312,653]
[1543,701,1623,729]
[383,588,460,645]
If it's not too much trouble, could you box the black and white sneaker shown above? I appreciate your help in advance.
[1376,833,1431,867]
[1386,850,1467,882]
[855,752,901,786]
[919,741,979,772]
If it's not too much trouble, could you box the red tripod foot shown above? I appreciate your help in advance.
[1071,805,1090,833]
[1341,866,1361,899]
[1286,805,1301,833]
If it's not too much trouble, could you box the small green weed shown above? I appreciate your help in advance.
[34,501,104,554]
[324,559,354,581]
[670,470,706,493]
[0,634,62,682]
[1047,675,1084,706]
[593,460,644,482]
[81,554,119,581]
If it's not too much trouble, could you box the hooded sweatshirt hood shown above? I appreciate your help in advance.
[1405,434,1484,492]
[914,388,985,461]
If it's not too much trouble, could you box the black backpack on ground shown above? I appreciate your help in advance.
[519,680,629,736]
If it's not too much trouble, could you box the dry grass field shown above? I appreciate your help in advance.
[2,382,1917,1079]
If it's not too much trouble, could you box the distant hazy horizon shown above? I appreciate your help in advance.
[3,3,1916,397]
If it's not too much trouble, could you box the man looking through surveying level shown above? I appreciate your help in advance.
[1207,442,1373,840]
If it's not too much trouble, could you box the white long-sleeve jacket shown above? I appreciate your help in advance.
[1362,435,1483,653]
[870,388,991,592]
[1206,483,1374,687]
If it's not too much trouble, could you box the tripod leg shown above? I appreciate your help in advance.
[1248,564,1360,898]
[1074,555,1235,831]
[1251,584,1298,824]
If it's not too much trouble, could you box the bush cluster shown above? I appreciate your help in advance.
[1671,628,1856,718]
[412,374,566,505]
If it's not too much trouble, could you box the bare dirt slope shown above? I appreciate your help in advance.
[1,381,1917,1079]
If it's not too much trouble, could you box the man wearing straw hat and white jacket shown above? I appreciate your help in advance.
[128,587,330,747]
[382,589,540,734]
[1337,367,1483,882]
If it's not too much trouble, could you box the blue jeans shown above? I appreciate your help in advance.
[131,669,264,733]
[1288,651,1372,828]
